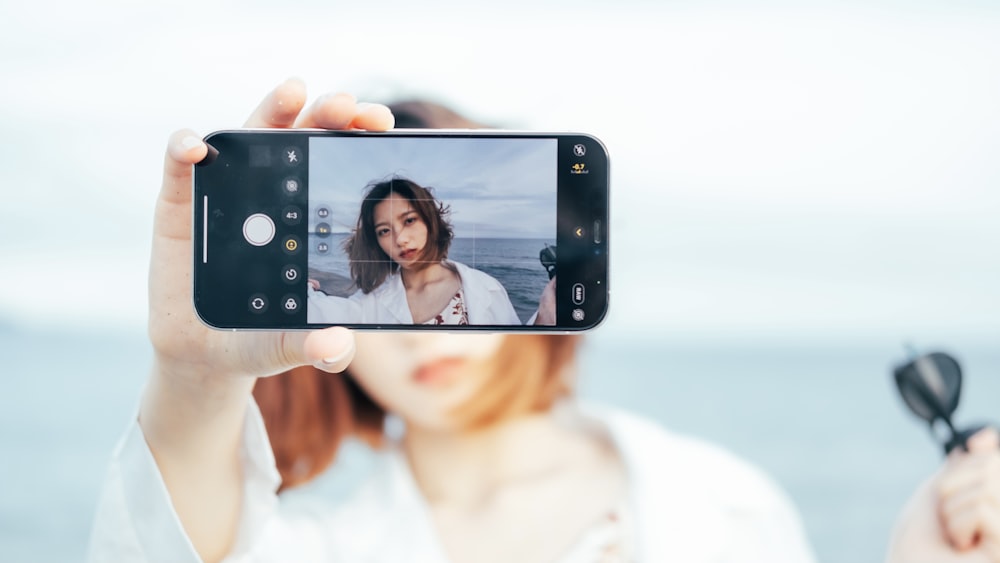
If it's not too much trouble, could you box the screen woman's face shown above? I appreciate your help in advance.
[373,193,428,270]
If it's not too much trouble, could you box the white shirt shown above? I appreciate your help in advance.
[307,261,522,325]
[88,402,817,563]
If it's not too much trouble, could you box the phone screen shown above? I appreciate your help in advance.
[194,130,608,331]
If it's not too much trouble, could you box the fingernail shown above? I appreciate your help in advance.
[180,136,203,151]
[355,103,394,129]
[322,352,349,365]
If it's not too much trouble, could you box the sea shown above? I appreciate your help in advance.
[1,325,998,563]
[309,235,552,324]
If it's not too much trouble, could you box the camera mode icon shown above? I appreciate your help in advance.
[282,265,300,284]
[283,235,301,254]
[281,294,301,314]
[249,294,269,314]
[283,147,302,166]
[282,177,301,196]
[281,206,302,226]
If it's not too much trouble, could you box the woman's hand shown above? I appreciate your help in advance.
[533,276,557,326]
[149,79,394,384]
[139,80,393,563]
[886,428,1000,563]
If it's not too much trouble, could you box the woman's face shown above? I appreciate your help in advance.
[373,193,428,270]
[350,333,506,431]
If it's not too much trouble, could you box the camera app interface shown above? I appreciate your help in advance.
[306,137,558,326]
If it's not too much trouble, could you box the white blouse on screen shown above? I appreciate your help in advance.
[307,260,521,325]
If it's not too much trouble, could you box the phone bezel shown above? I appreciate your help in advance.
[192,129,610,332]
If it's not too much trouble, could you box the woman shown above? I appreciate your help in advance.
[249,333,818,562]
[307,177,550,325]
[88,80,1000,563]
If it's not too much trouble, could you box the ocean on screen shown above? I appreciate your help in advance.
[309,234,554,324]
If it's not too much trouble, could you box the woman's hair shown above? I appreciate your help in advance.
[390,100,488,129]
[254,335,580,491]
[344,177,454,294]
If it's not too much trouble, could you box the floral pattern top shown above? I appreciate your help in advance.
[423,288,470,325]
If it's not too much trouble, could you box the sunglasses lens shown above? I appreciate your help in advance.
[894,352,963,423]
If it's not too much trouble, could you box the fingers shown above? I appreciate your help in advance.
[350,102,395,131]
[277,327,356,374]
[942,489,1000,550]
[243,77,308,128]
[242,78,395,132]
[941,449,1000,497]
[293,92,357,129]
[969,428,1000,453]
[293,94,395,131]
[938,438,1000,553]
[306,328,356,373]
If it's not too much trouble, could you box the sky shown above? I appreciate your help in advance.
[308,136,557,239]
[0,0,998,345]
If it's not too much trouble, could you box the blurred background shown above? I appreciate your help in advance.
[1,1,998,561]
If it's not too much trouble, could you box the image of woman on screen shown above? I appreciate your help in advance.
[307,177,555,325]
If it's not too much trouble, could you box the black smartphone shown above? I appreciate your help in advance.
[193,129,609,331]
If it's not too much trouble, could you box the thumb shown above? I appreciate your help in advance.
[277,327,356,374]
[155,130,208,242]
[162,129,208,204]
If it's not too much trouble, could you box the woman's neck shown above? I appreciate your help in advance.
[401,409,601,509]
[400,261,449,291]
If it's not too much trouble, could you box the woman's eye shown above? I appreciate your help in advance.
[376,228,389,237]
[404,216,417,225]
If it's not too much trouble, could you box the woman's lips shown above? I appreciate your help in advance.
[399,249,417,260]
[412,358,465,386]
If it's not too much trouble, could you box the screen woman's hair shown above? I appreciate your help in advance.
[343,177,454,293]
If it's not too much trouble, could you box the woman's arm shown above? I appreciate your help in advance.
[307,284,365,323]
[100,80,392,563]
